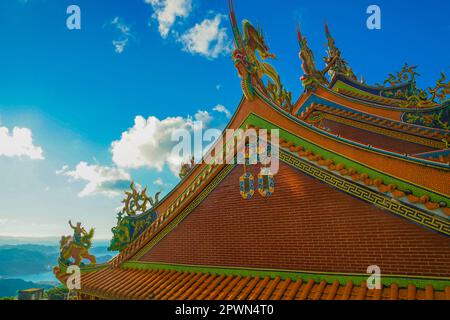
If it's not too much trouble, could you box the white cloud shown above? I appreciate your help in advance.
[57,162,131,198]
[113,38,129,54]
[0,126,44,160]
[194,110,213,125]
[212,104,231,118]
[110,17,135,54]
[146,0,192,38]
[55,165,69,175]
[179,14,232,59]
[153,178,164,186]
[111,110,212,176]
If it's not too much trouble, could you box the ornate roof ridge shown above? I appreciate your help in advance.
[293,84,450,133]
[301,103,450,145]
[329,80,445,111]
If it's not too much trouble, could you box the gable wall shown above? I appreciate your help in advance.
[139,162,450,277]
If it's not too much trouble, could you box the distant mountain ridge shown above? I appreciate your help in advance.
[0,245,57,277]
[0,238,116,297]
[0,236,111,246]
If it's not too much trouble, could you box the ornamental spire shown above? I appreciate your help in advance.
[323,21,357,81]
[228,0,292,110]
[297,23,328,89]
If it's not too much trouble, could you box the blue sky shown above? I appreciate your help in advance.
[0,0,449,238]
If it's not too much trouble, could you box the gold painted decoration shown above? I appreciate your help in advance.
[429,72,450,103]
[258,170,274,197]
[239,164,255,200]
[383,63,420,86]
[109,182,160,252]
[121,182,159,217]
[381,64,450,108]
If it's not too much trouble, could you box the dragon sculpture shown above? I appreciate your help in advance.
[229,0,292,111]
[383,63,421,87]
[380,66,450,129]
[179,156,195,179]
[109,182,160,252]
[429,72,450,103]
[382,63,449,109]
[297,24,329,90]
[382,63,432,108]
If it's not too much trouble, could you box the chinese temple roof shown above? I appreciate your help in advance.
[55,1,450,301]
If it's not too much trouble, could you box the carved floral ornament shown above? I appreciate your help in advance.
[121,182,159,217]
[381,64,450,108]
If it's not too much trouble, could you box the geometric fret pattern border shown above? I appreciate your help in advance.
[280,150,450,236]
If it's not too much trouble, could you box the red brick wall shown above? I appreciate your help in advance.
[321,118,435,155]
[139,162,450,277]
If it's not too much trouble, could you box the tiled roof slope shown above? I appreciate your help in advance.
[79,267,450,300]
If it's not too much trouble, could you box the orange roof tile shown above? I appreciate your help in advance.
[79,267,450,301]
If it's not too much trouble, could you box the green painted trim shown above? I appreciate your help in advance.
[123,261,450,291]
[242,113,450,206]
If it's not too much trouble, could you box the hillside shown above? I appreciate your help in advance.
[0,240,116,297]
[0,278,52,297]
[0,245,57,276]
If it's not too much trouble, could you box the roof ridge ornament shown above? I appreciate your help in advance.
[55,221,96,269]
[179,156,195,179]
[109,182,160,252]
[228,0,292,111]
[323,21,357,81]
[381,63,449,108]
[429,72,450,104]
[383,63,420,87]
[297,23,329,90]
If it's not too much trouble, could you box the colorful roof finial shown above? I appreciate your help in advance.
[228,0,292,110]
[297,23,328,89]
[296,23,303,49]
[323,21,357,81]
[324,20,332,43]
